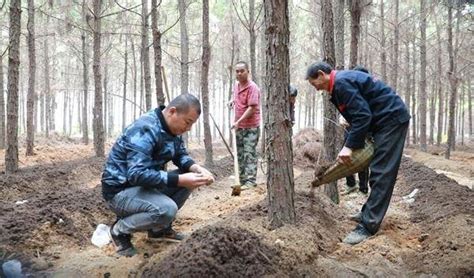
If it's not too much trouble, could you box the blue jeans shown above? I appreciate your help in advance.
[107,173,191,235]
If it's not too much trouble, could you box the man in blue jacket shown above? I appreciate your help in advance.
[102,94,215,256]
[306,62,410,245]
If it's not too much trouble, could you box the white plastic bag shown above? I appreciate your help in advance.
[2,260,23,278]
[91,224,111,248]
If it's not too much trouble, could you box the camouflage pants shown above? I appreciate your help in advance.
[236,127,260,185]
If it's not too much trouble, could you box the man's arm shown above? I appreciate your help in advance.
[232,105,257,128]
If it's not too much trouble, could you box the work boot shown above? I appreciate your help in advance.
[148,227,185,243]
[343,225,372,245]
[348,211,362,222]
[109,222,136,257]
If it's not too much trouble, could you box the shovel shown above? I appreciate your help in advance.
[231,128,241,196]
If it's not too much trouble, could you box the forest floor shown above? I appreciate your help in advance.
[0,132,473,277]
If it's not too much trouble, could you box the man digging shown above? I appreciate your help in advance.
[306,62,410,245]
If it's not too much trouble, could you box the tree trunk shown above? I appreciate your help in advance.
[141,0,152,110]
[468,80,472,138]
[6,0,21,173]
[419,0,427,151]
[103,60,108,137]
[404,42,411,146]
[411,40,417,145]
[26,0,36,155]
[0,55,5,149]
[335,0,344,69]
[228,15,236,146]
[131,39,138,119]
[321,0,339,204]
[92,0,105,157]
[201,0,213,166]
[436,24,443,146]
[429,81,436,145]
[445,5,458,159]
[379,0,387,81]
[151,0,165,106]
[249,0,258,84]
[392,0,399,91]
[349,0,361,69]
[122,39,128,131]
[178,0,189,96]
[44,36,51,137]
[81,33,89,144]
[263,0,295,229]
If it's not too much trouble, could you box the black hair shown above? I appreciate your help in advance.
[167,94,201,115]
[235,61,249,70]
[289,84,298,97]
[305,61,333,79]
[352,65,369,74]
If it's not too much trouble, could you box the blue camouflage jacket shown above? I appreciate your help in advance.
[330,70,410,150]
[101,107,195,201]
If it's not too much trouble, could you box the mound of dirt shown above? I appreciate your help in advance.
[206,156,234,180]
[142,171,346,276]
[293,128,322,169]
[0,156,113,260]
[142,226,280,277]
[398,157,474,276]
[398,157,474,223]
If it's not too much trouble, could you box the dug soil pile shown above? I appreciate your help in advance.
[142,171,347,276]
[293,128,322,169]
[0,156,113,267]
[397,157,474,277]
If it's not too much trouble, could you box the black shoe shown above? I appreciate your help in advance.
[148,227,185,243]
[109,222,137,257]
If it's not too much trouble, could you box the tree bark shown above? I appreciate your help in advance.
[6,0,21,173]
[122,39,128,131]
[0,55,5,149]
[178,0,189,96]
[92,0,105,157]
[81,33,89,144]
[44,35,51,137]
[321,0,339,204]
[404,42,411,146]
[26,0,36,155]
[202,0,213,166]
[349,0,361,69]
[335,0,345,69]
[151,0,165,106]
[468,80,472,138]
[436,24,443,146]
[263,0,295,229]
[379,0,387,81]
[419,0,427,151]
[249,0,258,84]
[445,5,458,159]
[392,0,399,91]
[131,39,138,119]
[141,0,152,110]
[411,40,417,145]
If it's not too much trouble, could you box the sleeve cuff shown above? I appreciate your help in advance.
[181,160,196,172]
[345,140,365,150]
[167,172,179,187]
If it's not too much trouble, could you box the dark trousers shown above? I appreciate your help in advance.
[346,168,369,192]
[360,121,409,234]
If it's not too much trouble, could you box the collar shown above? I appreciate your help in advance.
[328,70,336,93]
[156,106,174,136]
[238,80,251,93]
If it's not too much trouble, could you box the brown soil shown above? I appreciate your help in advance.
[0,136,473,277]
[293,128,322,169]
[142,226,280,277]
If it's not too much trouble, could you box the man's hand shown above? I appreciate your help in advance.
[338,146,353,165]
[178,173,213,190]
[189,164,215,185]
[227,100,234,109]
[230,120,240,130]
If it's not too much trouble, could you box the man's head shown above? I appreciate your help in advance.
[352,65,369,74]
[306,62,333,91]
[235,61,250,83]
[289,84,298,104]
[163,94,201,136]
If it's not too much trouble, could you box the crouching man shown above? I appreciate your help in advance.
[101,94,214,257]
